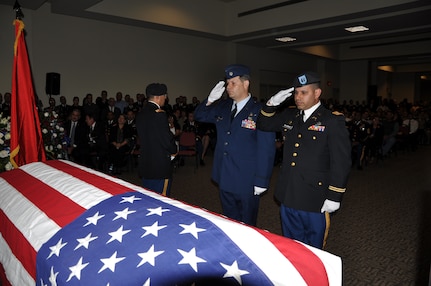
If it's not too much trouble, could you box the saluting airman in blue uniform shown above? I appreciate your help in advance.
[194,64,276,226]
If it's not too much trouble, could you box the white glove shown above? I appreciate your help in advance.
[207,81,225,103]
[320,199,340,213]
[267,87,294,106]
[254,186,267,195]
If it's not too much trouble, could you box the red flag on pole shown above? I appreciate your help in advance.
[10,19,46,168]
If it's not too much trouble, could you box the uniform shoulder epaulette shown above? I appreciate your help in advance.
[155,109,165,113]
[332,111,344,116]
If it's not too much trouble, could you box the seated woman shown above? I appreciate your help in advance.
[108,114,132,173]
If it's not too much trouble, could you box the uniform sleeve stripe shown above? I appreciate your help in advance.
[328,185,346,193]
[260,110,276,117]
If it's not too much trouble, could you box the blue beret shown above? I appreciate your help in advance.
[292,72,320,87]
[225,64,250,79]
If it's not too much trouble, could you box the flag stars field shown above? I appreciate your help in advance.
[113,207,136,220]
[141,221,167,238]
[98,251,125,273]
[84,211,105,226]
[47,238,67,259]
[137,244,165,267]
[179,222,206,239]
[221,260,250,284]
[177,247,207,272]
[119,195,142,204]
[146,206,170,216]
[66,257,88,281]
[106,225,130,243]
[74,233,98,250]
[32,178,338,286]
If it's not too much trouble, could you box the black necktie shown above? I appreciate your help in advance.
[70,122,76,144]
[231,103,237,122]
[298,111,304,126]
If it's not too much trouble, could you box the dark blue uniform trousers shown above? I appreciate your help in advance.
[219,189,260,226]
[280,204,329,249]
[142,178,172,197]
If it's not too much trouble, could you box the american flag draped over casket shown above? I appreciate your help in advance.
[0,160,342,285]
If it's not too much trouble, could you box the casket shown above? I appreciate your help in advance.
[0,160,341,285]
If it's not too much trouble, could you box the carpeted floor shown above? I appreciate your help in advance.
[118,145,431,285]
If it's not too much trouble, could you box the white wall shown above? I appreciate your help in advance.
[339,60,369,103]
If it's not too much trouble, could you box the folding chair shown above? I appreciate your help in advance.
[177,131,199,171]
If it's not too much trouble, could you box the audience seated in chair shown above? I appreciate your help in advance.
[107,114,133,174]
[82,112,108,171]
[182,111,211,166]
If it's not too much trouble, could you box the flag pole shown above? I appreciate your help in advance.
[9,0,47,168]
[13,0,24,20]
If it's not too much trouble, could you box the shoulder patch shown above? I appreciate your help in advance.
[155,109,165,113]
[332,111,344,116]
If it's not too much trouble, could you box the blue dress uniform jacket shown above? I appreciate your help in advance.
[136,102,178,180]
[194,97,276,194]
[258,104,351,213]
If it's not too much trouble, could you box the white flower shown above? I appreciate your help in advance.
[45,146,49,151]
[0,139,4,145]
[5,162,13,171]
[4,133,10,140]
[44,112,49,117]
[49,145,54,151]
[56,144,62,149]
[1,117,9,125]
[0,133,3,139]
[0,150,8,158]
[42,128,48,134]
[52,133,58,138]
[55,125,60,130]
[59,127,64,132]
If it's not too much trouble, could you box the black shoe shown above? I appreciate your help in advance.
[200,159,205,166]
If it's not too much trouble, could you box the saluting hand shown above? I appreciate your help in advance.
[207,81,225,104]
[267,87,294,106]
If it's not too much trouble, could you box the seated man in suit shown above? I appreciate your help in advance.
[64,108,87,162]
[82,112,108,171]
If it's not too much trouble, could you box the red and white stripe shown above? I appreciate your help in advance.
[0,160,341,286]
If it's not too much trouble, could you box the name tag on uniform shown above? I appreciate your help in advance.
[241,119,256,130]
[308,124,325,132]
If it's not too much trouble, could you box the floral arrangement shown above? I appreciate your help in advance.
[40,110,69,160]
[0,113,12,172]
[0,109,69,173]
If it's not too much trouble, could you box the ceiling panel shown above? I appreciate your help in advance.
[1,0,430,72]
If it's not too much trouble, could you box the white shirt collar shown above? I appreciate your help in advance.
[303,101,321,121]
[233,94,251,115]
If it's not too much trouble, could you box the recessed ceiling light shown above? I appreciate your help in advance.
[345,26,369,33]
[275,37,297,42]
